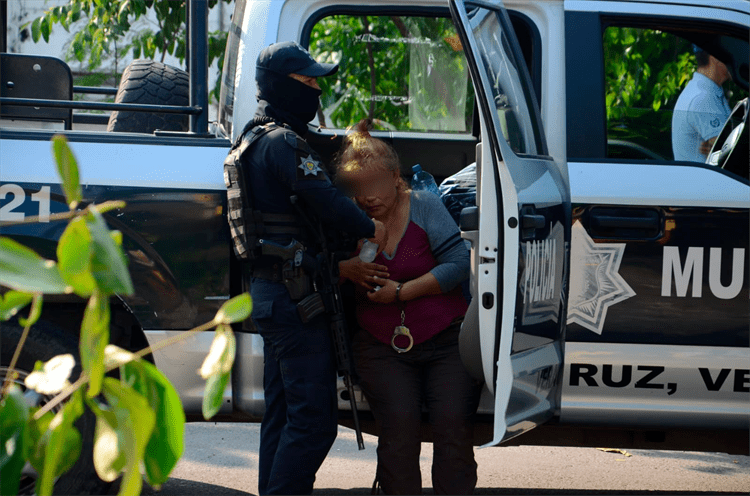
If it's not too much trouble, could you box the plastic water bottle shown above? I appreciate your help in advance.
[411,164,440,196]
[359,240,379,263]
[359,240,381,291]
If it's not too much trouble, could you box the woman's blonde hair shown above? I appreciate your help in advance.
[334,119,408,191]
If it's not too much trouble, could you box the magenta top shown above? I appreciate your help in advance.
[354,191,470,346]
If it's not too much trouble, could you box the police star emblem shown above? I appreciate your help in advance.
[567,221,636,335]
[298,154,323,176]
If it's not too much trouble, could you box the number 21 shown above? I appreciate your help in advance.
[0,184,51,222]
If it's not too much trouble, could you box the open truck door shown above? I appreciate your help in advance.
[451,0,571,446]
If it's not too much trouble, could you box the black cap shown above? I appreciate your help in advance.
[256,41,338,78]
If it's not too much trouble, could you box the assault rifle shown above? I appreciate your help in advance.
[290,195,366,450]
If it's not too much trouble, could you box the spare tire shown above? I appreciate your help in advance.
[107,59,189,133]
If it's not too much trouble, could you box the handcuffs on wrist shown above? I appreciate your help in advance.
[390,283,414,353]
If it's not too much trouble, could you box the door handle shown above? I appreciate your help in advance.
[589,208,661,239]
[521,214,546,230]
[591,215,656,229]
[520,210,546,241]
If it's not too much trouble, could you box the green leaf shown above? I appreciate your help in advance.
[92,409,126,482]
[0,385,30,496]
[199,325,235,379]
[52,135,82,208]
[202,368,230,420]
[200,325,235,420]
[27,408,53,476]
[81,291,110,398]
[0,237,70,294]
[57,217,96,297]
[72,34,86,62]
[102,377,156,496]
[19,293,43,328]
[71,2,82,21]
[110,230,123,246]
[0,291,33,321]
[104,345,184,487]
[40,17,50,44]
[86,208,134,296]
[35,389,84,496]
[31,17,41,42]
[60,9,70,31]
[118,0,132,16]
[214,293,252,324]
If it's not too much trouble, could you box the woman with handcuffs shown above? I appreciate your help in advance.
[336,120,481,495]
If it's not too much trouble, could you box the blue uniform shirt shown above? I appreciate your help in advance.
[671,73,731,162]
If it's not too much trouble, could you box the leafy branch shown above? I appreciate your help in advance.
[0,135,249,496]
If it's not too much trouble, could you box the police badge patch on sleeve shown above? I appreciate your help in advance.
[298,154,323,176]
[284,131,327,182]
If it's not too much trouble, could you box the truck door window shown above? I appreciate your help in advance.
[603,26,748,163]
[218,0,246,137]
[463,5,545,156]
[308,14,475,133]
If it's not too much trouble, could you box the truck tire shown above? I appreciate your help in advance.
[107,59,189,134]
[1,320,111,496]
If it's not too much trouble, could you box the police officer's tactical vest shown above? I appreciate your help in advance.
[223,117,289,261]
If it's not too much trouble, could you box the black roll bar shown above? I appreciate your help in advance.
[188,0,209,134]
[0,0,211,135]
[1,97,202,114]
[0,1,7,54]
[73,86,119,96]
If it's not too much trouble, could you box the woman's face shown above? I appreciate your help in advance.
[344,167,400,219]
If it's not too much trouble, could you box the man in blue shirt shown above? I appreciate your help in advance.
[671,47,732,162]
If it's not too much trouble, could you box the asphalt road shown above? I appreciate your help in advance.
[135,423,750,495]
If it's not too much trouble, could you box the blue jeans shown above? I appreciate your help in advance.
[251,279,338,495]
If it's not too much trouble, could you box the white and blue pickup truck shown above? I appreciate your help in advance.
[1,0,748,493]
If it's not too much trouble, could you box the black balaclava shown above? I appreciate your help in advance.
[256,67,321,126]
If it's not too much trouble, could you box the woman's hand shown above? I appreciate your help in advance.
[366,273,442,304]
[339,257,390,290]
[366,279,400,303]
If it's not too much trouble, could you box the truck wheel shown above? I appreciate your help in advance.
[1,320,111,496]
[107,59,189,134]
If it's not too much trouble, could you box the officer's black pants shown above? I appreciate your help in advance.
[251,279,337,495]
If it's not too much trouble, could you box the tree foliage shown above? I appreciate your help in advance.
[603,27,747,159]
[29,0,230,100]
[0,136,249,496]
[604,27,694,158]
[310,15,474,132]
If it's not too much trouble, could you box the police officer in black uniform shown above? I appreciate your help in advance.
[237,42,387,495]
